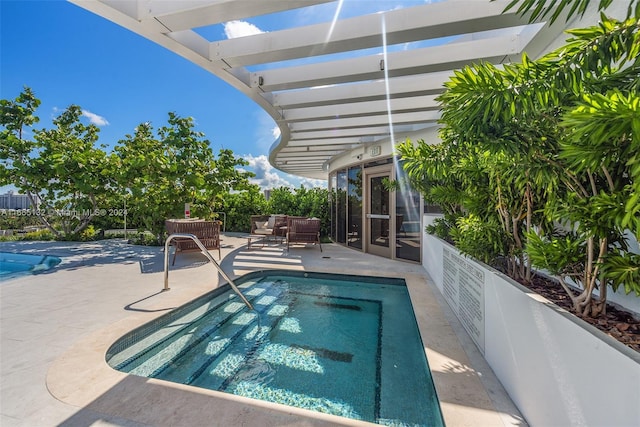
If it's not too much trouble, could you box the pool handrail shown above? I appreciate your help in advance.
[163,233,254,310]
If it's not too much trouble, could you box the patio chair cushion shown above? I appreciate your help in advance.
[254,227,273,236]
[267,216,276,228]
[249,215,288,245]
[254,221,268,230]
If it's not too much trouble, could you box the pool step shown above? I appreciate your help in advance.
[158,285,293,386]
[188,296,295,390]
[109,279,276,372]
[109,291,234,369]
[178,290,379,423]
[119,280,287,379]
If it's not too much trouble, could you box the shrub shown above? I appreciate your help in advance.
[79,225,98,241]
[129,231,162,246]
[21,229,56,241]
[450,214,505,265]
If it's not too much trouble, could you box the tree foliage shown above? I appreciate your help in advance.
[218,185,330,235]
[113,113,253,242]
[398,9,640,317]
[0,87,40,188]
[1,89,330,246]
[268,186,330,237]
[1,88,116,238]
[221,184,269,232]
[502,0,640,24]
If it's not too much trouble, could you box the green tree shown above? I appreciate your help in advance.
[397,136,524,272]
[200,148,254,220]
[293,186,331,237]
[503,0,640,24]
[114,113,253,242]
[524,12,640,316]
[268,186,330,236]
[0,86,41,203]
[268,187,298,216]
[1,88,115,238]
[221,184,268,232]
[0,87,40,185]
[399,6,640,317]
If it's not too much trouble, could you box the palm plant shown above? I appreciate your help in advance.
[525,12,640,316]
[399,2,640,317]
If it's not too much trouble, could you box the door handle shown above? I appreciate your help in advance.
[367,214,390,219]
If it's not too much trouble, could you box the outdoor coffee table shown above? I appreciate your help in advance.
[246,234,267,249]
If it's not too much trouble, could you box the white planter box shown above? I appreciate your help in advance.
[422,215,640,427]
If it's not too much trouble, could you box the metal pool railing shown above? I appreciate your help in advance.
[163,233,254,310]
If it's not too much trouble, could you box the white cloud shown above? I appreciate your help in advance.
[242,154,293,190]
[82,110,109,126]
[241,154,327,191]
[299,177,327,189]
[224,20,265,39]
[272,125,281,140]
[254,109,280,153]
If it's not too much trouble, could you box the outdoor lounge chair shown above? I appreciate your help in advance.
[165,219,221,265]
[286,217,322,252]
[250,215,287,242]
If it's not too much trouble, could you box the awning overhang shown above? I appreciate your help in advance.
[70,0,587,180]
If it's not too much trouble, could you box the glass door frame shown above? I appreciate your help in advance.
[364,165,394,258]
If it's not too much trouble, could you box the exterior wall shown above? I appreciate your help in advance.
[604,281,640,315]
[422,214,640,427]
[598,230,640,314]
[327,126,441,174]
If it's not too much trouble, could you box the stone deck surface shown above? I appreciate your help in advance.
[0,234,527,426]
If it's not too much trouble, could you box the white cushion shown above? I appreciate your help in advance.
[267,216,276,228]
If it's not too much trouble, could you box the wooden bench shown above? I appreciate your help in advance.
[165,219,221,265]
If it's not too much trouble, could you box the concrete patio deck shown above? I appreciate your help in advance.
[1,234,526,426]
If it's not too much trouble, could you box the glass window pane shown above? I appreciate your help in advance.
[347,166,362,249]
[330,174,337,241]
[370,175,389,248]
[336,170,347,244]
[395,162,421,262]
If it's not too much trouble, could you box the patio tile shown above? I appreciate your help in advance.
[1,235,525,426]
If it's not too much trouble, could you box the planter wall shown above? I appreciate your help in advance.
[422,214,640,427]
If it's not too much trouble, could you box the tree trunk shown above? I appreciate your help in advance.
[570,237,608,317]
[525,183,533,282]
[25,190,61,238]
[71,195,98,236]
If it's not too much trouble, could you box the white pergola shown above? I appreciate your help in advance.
[71,0,574,179]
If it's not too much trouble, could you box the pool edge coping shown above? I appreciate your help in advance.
[46,268,519,426]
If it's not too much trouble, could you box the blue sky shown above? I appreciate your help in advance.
[1,0,429,193]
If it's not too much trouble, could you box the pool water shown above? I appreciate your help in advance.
[107,270,444,426]
[0,252,62,279]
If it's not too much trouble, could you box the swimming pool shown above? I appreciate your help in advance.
[0,252,62,279]
[107,270,444,426]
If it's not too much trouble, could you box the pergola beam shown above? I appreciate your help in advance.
[70,0,571,179]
